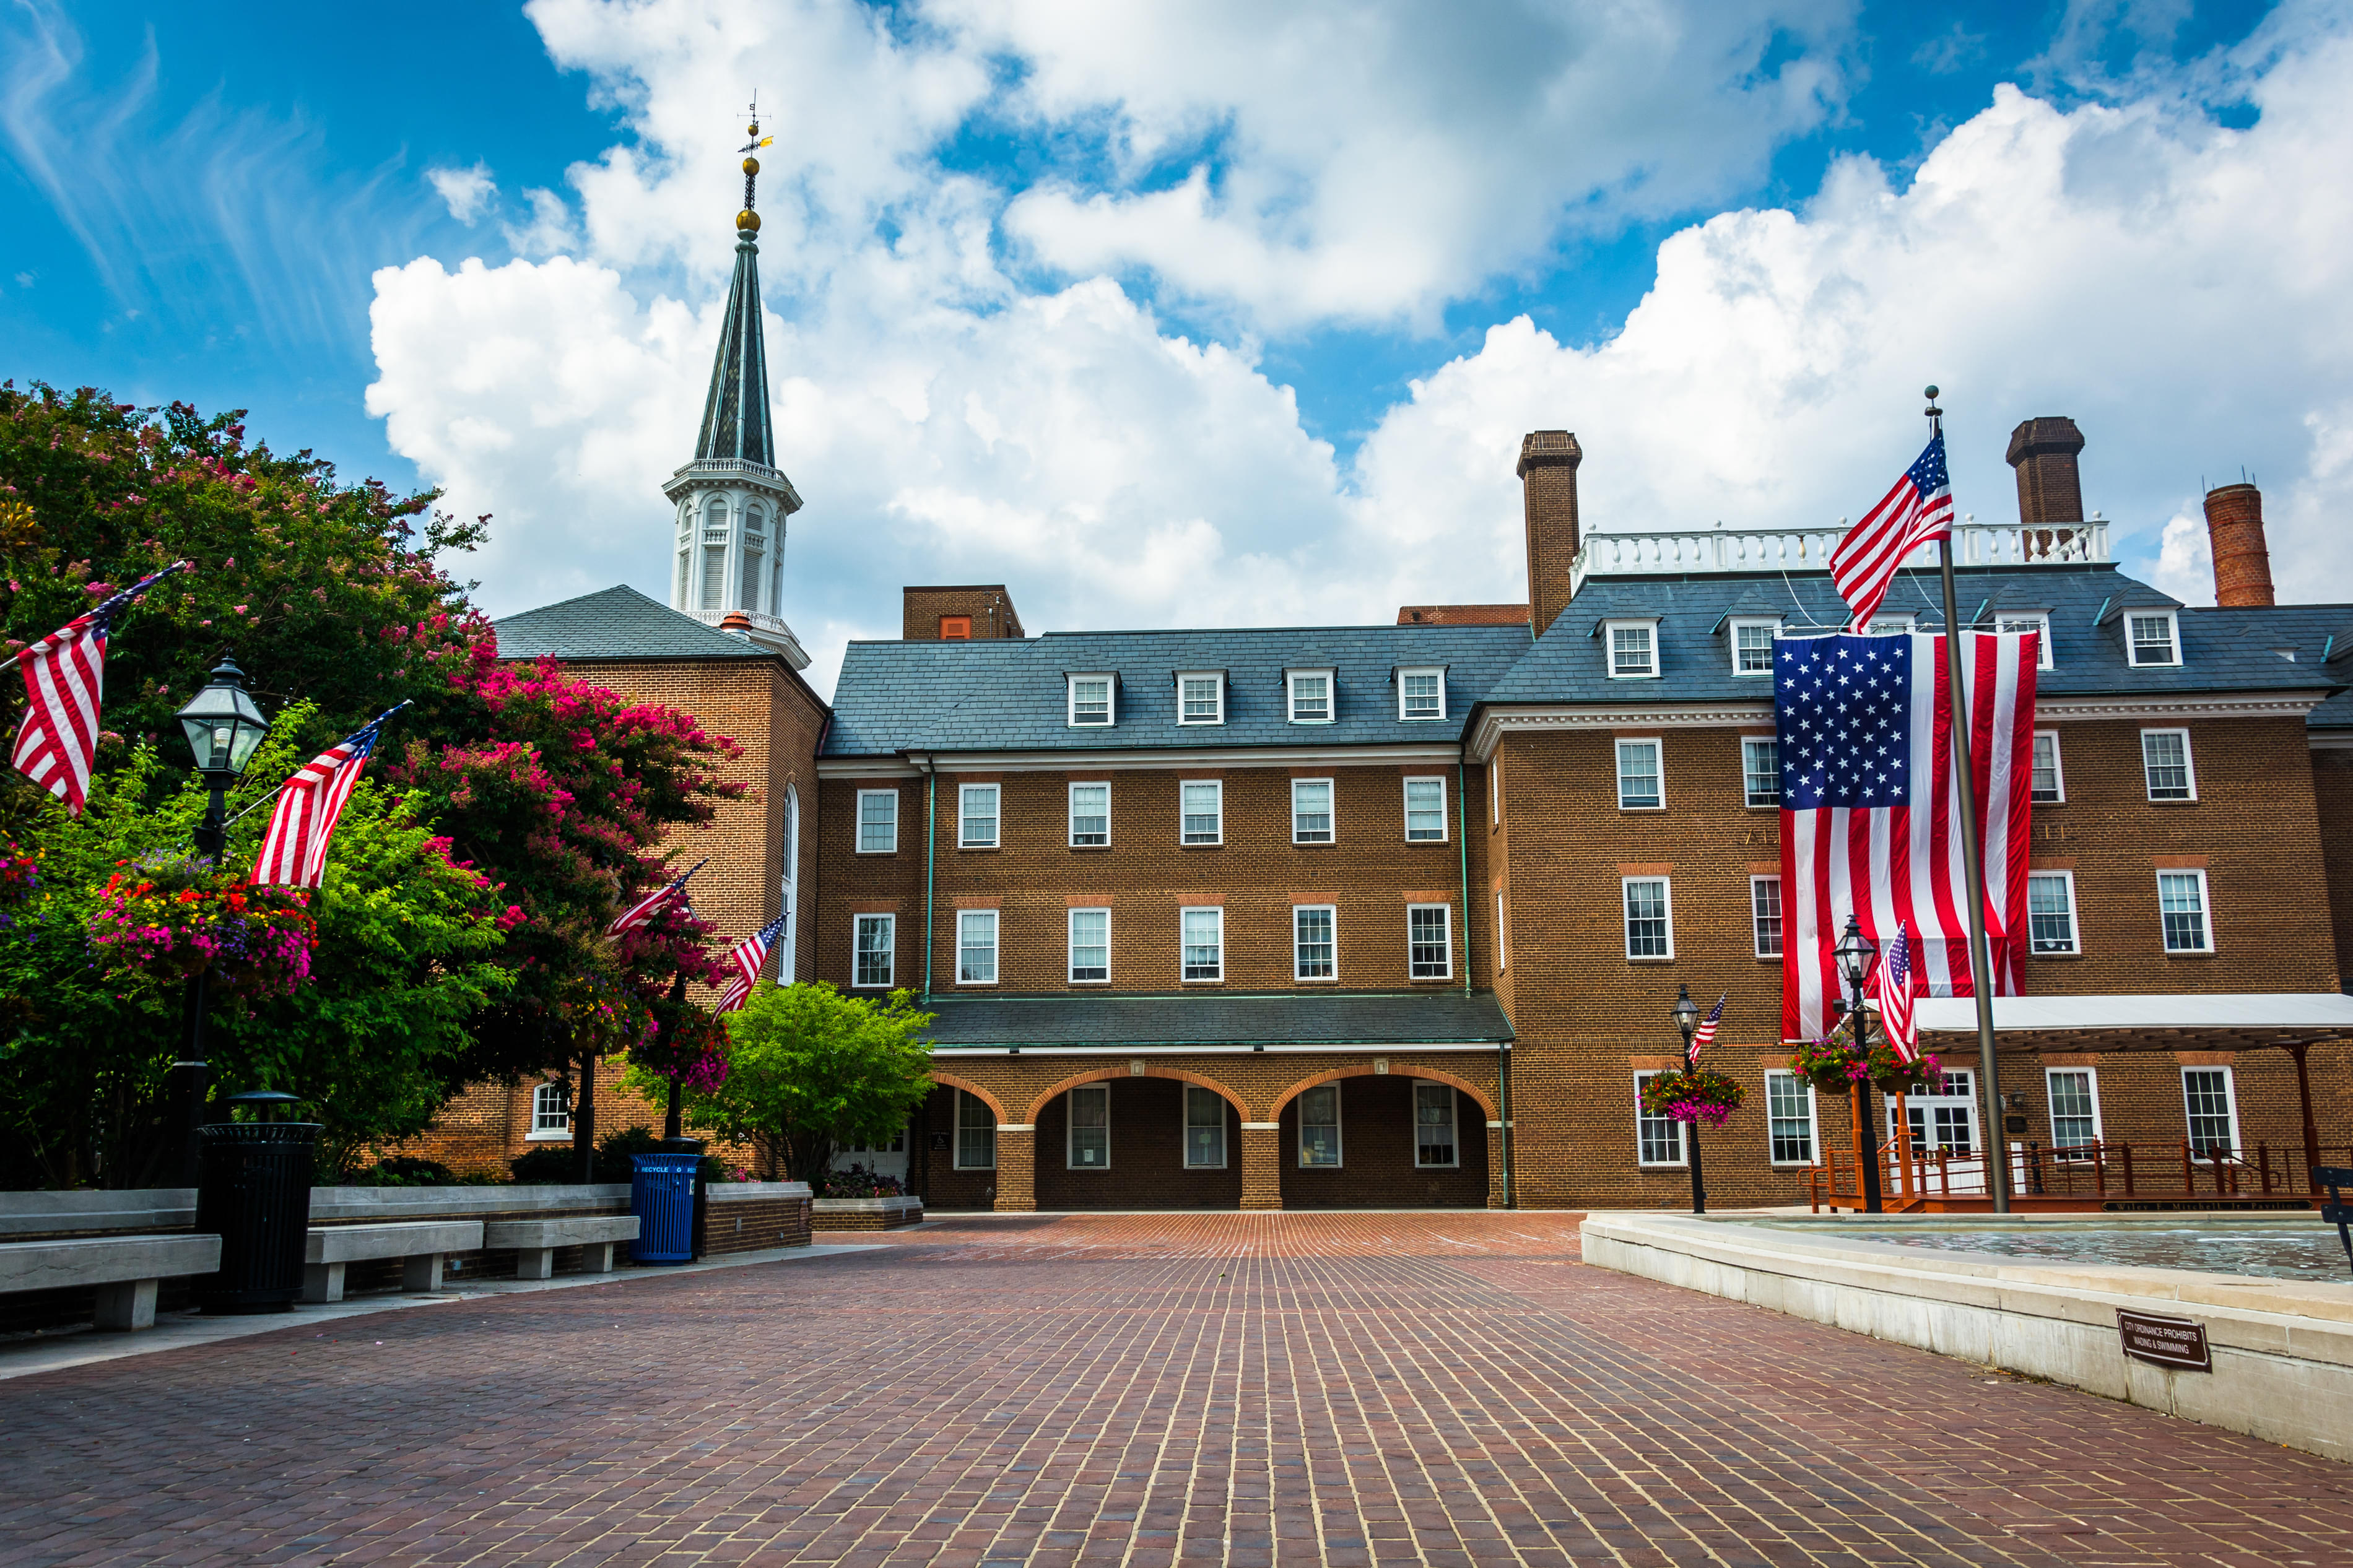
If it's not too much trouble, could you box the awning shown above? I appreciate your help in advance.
[922,989,1515,1052]
[1915,992,2353,1052]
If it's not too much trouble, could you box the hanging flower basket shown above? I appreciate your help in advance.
[1638,1066,1746,1127]
[1787,1034,1941,1095]
[632,1006,731,1093]
[88,855,316,998]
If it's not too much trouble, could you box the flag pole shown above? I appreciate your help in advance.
[1925,386,2010,1213]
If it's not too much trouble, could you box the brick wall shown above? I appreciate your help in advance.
[1276,1074,1489,1209]
[902,586,1025,641]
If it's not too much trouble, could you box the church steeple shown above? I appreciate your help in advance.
[662,102,809,669]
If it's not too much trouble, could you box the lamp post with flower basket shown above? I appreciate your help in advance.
[1637,985,1745,1215]
[1782,916,1944,1215]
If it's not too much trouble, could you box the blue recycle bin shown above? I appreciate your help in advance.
[630,1151,700,1265]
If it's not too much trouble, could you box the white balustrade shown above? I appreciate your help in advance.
[1569,519,2108,591]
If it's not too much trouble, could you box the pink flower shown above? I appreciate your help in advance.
[233,604,249,614]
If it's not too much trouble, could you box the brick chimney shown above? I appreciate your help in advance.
[2004,417,2086,526]
[2203,482,2276,607]
[1518,430,1583,637]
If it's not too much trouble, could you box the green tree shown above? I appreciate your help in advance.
[637,983,935,1183]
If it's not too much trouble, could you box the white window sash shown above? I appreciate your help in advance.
[1495,888,1507,971]
[2157,869,2214,953]
[852,914,895,988]
[1066,1084,1110,1170]
[1633,1072,1685,1166]
[1068,674,1116,726]
[957,909,999,985]
[1397,667,1446,721]
[1407,903,1453,980]
[2126,611,2181,667]
[2044,1067,2103,1151]
[1291,778,1336,844]
[954,1088,996,1170]
[1180,779,1224,846]
[1183,1085,1228,1169]
[1998,613,2055,669]
[1763,1070,1817,1166]
[1605,621,1658,678]
[1622,876,1675,959]
[1749,875,1783,959]
[1729,618,1780,675]
[1068,781,1110,847]
[1403,775,1448,841]
[1181,906,1224,982]
[1616,737,1664,811]
[2180,1066,2240,1153]
[1068,907,1110,984]
[1287,670,1334,723]
[1412,1082,1459,1169]
[1297,1083,1343,1167]
[1176,671,1224,726]
[1741,737,1778,808]
[1292,904,1337,982]
[2139,728,2197,802]
[2026,870,2079,955]
[855,789,899,854]
[959,783,1001,848]
[2031,730,2066,803]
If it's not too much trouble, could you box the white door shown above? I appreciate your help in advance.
[1890,1069,1978,1157]
[833,1123,910,1183]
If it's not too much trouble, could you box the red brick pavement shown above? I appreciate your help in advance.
[4,1212,2350,1568]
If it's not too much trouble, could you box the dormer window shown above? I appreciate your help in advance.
[1997,612,2054,669]
[1176,670,1224,726]
[1864,613,1913,637]
[1728,618,1780,676]
[1287,669,1334,723]
[2127,610,2181,667]
[1068,674,1116,727]
[1604,621,1658,679]
[1397,667,1446,721]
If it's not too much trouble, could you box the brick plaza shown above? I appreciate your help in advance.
[8,1214,2351,1567]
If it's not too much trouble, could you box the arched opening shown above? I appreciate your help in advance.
[1025,1068,1250,1211]
[698,498,728,612]
[742,505,767,613]
[1271,1072,1491,1210]
[914,1075,1011,1211]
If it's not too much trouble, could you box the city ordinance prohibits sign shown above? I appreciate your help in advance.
[2116,1309,2213,1372]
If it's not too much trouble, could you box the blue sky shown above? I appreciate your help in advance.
[4,0,2343,690]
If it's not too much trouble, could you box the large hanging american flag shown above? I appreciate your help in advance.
[1777,630,2038,1042]
[1871,919,1921,1063]
[716,913,789,1013]
[1686,993,1725,1067]
[9,563,190,813]
[1829,435,1954,632]
[609,858,706,937]
[251,703,407,888]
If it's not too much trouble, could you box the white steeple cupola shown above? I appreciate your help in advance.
[662,108,810,670]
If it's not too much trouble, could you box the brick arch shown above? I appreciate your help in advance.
[1024,1066,1252,1125]
[929,1072,1010,1122]
[1269,1064,1498,1121]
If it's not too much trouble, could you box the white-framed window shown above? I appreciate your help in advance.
[1297,1083,1342,1167]
[1293,905,1336,981]
[959,782,1000,847]
[1764,1071,1816,1164]
[2158,870,2214,953]
[2030,731,2064,803]
[1413,1082,1458,1168]
[2181,1066,2239,1155]
[1633,1072,1684,1166]
[1066,1083,1109,1169]
[1730,618,1780,676]
[1184,1085,1227,1168]
[2046,1067,2102,1151]
[778,785,799,985]
[2027,872,2079,955]
[1181,906,1224,982]
[1623,877,1673,959]
[1068,907,1110,984]
[1403,775,1447,841]
[856,789,899,854]
[1407,903,1452,980]
[528,1081,572,1140]
[1291,778,1335,844]
[1895,1068,1978,1156]
[1741,737,1779,808]
[1287,669,1334,723]
[1398,667,1446,721]
[1489,757,1500,825]
[1068,781,1110,847]
[1068,673,1116,726]
[954,1088,996,1170]
[1176,670,1224,726]
[1750,875,1783,958]
[957,909,999,985]
[1864,613,1913,636]
[1605,620,1658,678]
[1495,888,1508,971]
[2126,610,2181,667]
[2141,729,2196,802]
[1616,738,1664,810]
[1180,779,1223,846]
[1998,612,2055,669]
[852,914,895,989]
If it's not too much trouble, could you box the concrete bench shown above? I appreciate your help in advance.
[0,1233,221,1330]
[303,1220,484,1303]
[484,1215,638,1279]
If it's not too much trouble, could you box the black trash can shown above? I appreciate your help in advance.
[195,1096,318,1315]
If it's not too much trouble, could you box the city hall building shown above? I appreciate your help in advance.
[428,199,2353,1210]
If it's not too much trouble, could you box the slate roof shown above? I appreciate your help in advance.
[919,990,1516,1048]
[823,623,1531,756]
[494,586,773,662]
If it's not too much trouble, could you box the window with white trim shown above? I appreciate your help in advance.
[1413,1082,1458,1167]
[2181,1067,2238,1155]
[1730,618,1780,676]
[1287,669,1334,723]
[1404,775,1446,841]
[1741,737,1779,808]
[1068,907,1109,984]
[954,1088,995,1169]
[1066,1084,1108,1169]
[856,789,898,854]
[1181,780,1223,845]
[1624,877,1673,959]
[1633,1072,1684,1166]
[1606,620,1658,678]
[1398,667,1446,721]
[2030,731,2064,803]
[1616,739,1663,810]
[1495,888,1507,971]
[1489,757,1500,825]
[959,783,1000,847]
[1297,1083,1342,1167]
[1293,905,1336,981]
[528,1081,572,1140]
[1068,782,1109,847]
[1407,904,1452,979]
[2126,610,2181,667]
[1765,1070,1816,1164]
[2158,870,2213,953]
[1184,1086,1227,1168]
[1068,674,1115,726]
[1864,613,1913,636]
[853,914,895,988]
[1751,875,1783,958]
[1998,612,2055,669]
[1181,907,1224,981]
[1176,670,1224,726]
[2141,729,2195,801]
[2027,872,2079,955]
[1291,778,1335,844]
[2046,1068,2102,1151]
[957,909,998,985]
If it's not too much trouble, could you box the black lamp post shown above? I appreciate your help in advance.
[168,656,269,1185]
[1833,914,1884,1215]
[1671,985,1706,1214]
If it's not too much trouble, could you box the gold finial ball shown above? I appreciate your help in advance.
[746,121,759,136]
[742,155,759,175]
[736,209,761,232]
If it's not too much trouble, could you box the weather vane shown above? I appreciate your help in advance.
[737,93,773,234]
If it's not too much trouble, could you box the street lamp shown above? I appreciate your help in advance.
[168,655,269,1183]
[1671,985,1706,1214]
[1832,914,1884,1215]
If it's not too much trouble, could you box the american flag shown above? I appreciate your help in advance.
[716,913,789,1013]
[609,857,706,937]
[1776,630,2038,1042]
[1686,992,1725,1067]
[1829,435,1954,632]
[1871,920,1920,1063]
[251,703,407,888]
[9,563,189,813]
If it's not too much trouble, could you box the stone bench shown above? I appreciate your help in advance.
[303,1220,484,1303]
[484,1215,639,1279]
[0,1233,221,1330]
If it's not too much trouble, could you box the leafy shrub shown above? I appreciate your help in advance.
[818,1164,904,1198]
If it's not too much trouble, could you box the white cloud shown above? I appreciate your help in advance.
[427,162,497,224]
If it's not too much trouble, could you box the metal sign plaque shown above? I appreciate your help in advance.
[2117,1309,2212,1372]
